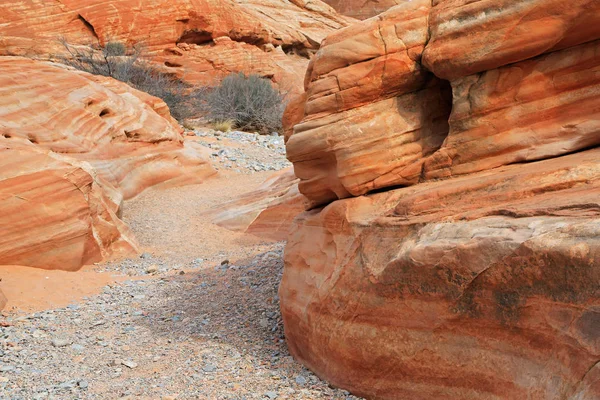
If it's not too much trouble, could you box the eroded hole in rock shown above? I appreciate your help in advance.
[415,77,453,181]
[177,30,213,45]
[3,134,12,139]
[77,14,98,40]
[124,130,140,139]
[164,61,183,68]
[232,35,267,47]
[99,108,111,118]
[281,44,311,58]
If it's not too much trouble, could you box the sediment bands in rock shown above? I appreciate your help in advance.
[0,147,138,271]
[321,0,402,20]
[287,82,451,207]
[209,168,307,242]
[424,39,600,180]
[0,0,353,93]
[286,1,454,208]
[0,57,216,200]
[0,57,215,271]
[281,0,600,398]
[423,0,600,80]
[280,149,600,400]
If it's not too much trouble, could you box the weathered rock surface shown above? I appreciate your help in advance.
[286,1,452,207]
[0,57,216,199]
[281,0,600,398]
[423,0,600,80]
[424,39,600,180]
[210,168,308,241]
[288,83,451,207]
[321,0,403,20]
[0,146,138,271]
[0,57,215,273]
[0,0,352,92]
[303,1,432,117]
[281,148,600,400]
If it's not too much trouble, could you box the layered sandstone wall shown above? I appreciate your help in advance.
[0,57,215,271]
[280,1,600,399]
[321,0,403,20]
[0,0,353,93]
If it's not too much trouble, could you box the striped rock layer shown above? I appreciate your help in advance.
[0,0,353,93]
[281,1,600,399]
[0,57,215,272]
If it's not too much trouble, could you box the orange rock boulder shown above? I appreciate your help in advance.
[0,146,138,271]
[286,2,452,207]
[0,57,215,271]
[0,57,216,199]
[280,0,600,398]
[281,149,600,400]
[424,39,600,179]
[422,0,600,80]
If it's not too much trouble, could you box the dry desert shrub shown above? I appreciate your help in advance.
[59,39,203,122]
[205,73,285,134]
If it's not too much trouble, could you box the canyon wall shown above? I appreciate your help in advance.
[0,0,353,93]
[321,0,403,19]
[281,1,600,399]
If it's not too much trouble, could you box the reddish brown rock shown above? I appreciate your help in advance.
[321,0,403,20]
[303,1,432,117]
[286,1,452,207]
[0,0,352,93]
[424,40,600,180]
[209,168,308,241]
[0,57,216,273]
[0,146,138,271]
[423,0,600,80]
[0,57,216,199]
[287,83,451,208]
[281,148,600,400]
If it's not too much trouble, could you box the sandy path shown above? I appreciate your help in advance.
[124,171,274,265]
[0,131,363,399]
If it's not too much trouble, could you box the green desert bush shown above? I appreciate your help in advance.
[205,73,285,134]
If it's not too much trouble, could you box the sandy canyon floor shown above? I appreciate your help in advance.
[0,131,362,400]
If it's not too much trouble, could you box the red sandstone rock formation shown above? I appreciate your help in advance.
[281,149,600,399]
[0,146,139,271]
[286,1,452,207]
[209,168,308,241]
[422,0,600,80]
[0,57,215,271]
[423,40,600,180]
[280,1,600,398]
[0,57,216,199]
[321,0,403,19]
[0,0,353,93]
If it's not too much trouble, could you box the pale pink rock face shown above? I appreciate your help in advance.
[209,168,308,242]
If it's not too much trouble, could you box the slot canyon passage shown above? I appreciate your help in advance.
[1,0,599,399]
